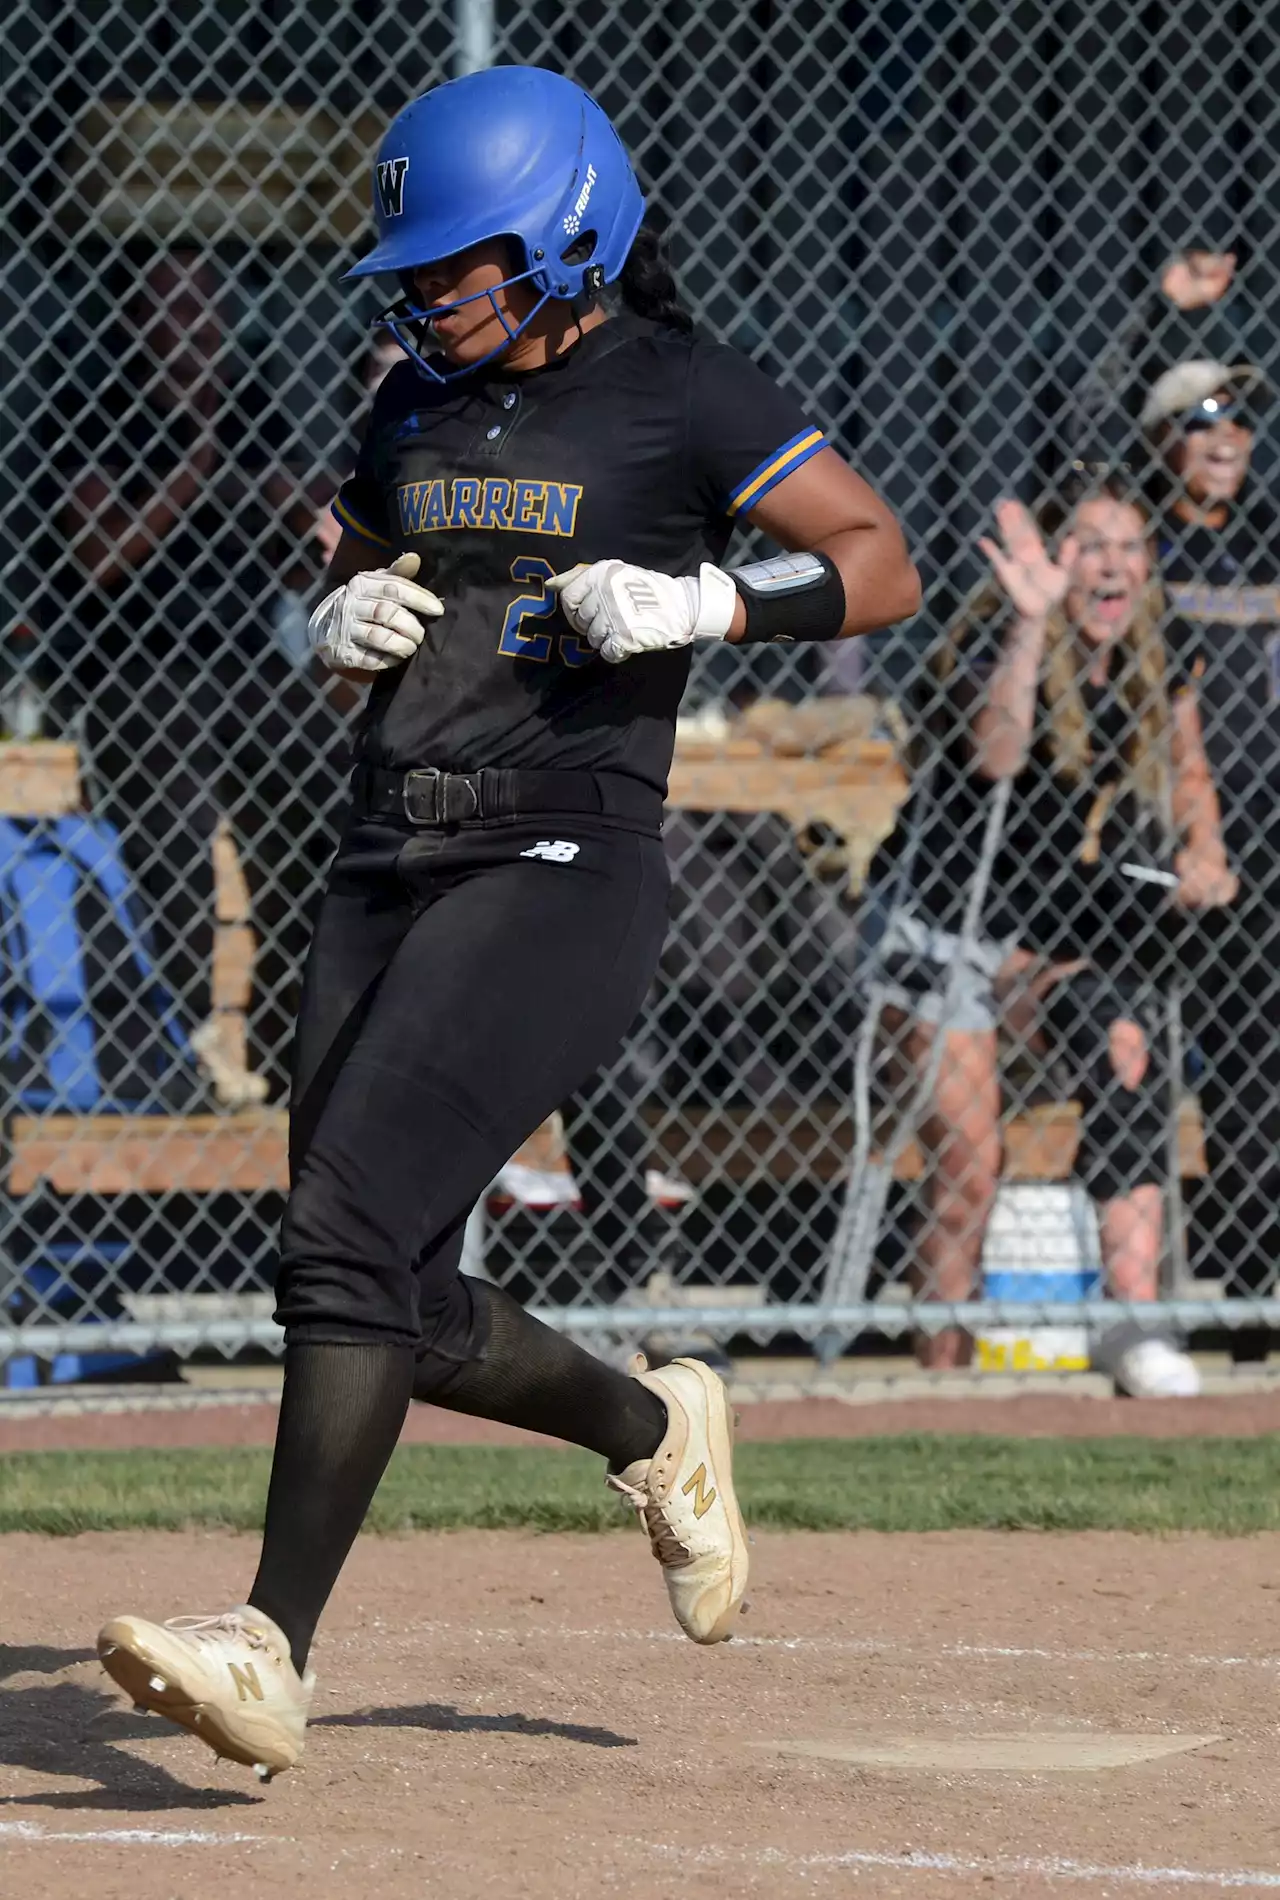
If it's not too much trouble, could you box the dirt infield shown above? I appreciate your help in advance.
[4,1527,1280,1898]
[8,1385,1280,1451]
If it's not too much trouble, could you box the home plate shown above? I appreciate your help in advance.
[762,1732,1221,1772]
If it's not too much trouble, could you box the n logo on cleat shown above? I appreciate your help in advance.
[681,1463,717,1519]
[227,1660,265,1702]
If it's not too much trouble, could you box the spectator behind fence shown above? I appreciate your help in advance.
[864,474,1235,1395]
[51,249,344,1104]
[1140,358,1280,1331]
[1075,248,1241,454]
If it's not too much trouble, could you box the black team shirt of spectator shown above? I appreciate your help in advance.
[53,353,297,670]
[1160,498,1280,828]
[331,314,825,793]
[883,622,1168,962]
[1155,496,1280,1299]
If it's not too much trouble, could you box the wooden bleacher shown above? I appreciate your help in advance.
[0,739,275,1193]
[0,717,1207,1200]
[7,1097,1207,1197]
[667,694,908,891]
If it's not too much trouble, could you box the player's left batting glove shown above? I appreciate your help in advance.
[547,560,737,664]
[307,551,444,673]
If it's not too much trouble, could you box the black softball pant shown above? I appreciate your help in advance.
[274,812,670,1348]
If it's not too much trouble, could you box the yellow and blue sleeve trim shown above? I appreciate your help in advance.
[331,493,393,549]
[725,426,826,517]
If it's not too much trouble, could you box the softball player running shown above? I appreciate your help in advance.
[96,64,920,1778]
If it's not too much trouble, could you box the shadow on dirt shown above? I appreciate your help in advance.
[314,1701,638,1748]
[0,1643,258,1811]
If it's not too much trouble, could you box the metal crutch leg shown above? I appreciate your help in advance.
[815,778,1013,1363]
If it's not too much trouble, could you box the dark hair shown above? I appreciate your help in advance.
[617,223,693,333]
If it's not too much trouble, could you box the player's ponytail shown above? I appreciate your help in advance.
[618,224,693,333]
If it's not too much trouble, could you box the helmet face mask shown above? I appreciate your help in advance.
[346,66,644,384]
[378,252,551,385]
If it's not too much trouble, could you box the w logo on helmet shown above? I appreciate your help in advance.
[376,156,410,219]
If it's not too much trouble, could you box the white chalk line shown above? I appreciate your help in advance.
[395,1620,1280,1672]
[0,1820,268,1846]
[648,1840,1280,1890]
[5,1823,1274,1891]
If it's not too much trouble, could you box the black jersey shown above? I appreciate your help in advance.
[877,621,1170,961]
[331,314,825,795]
[1159,497,1280,828]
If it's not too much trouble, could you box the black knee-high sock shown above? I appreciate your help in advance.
[248,1341,413,1673]
[413,1280,666,1471]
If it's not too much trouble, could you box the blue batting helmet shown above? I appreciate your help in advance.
[345,66,645,381]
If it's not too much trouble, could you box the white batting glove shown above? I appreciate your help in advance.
[546,559,738,665]
[307,552,444,672]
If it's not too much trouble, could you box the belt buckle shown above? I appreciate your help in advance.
[402,768,442,826]
[402,768,481,826]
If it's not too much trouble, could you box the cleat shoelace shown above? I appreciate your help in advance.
[606,1472,692,1569]
[163,1613,282,1666]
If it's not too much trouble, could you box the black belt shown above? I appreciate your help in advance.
[352,762,663,830]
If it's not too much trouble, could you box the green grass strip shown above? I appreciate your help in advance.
[2,1435,1279,1536]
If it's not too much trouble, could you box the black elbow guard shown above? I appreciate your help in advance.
[729,552,847,643]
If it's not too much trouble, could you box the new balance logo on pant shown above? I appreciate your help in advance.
[519,840,580,863]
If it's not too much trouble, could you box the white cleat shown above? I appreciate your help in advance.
[608,1355,749,1645]
[97,1606,312,1776]
[645,1167,697,1210]
[1114,1338,1202,1399]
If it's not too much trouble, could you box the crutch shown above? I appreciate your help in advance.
[814,772,1014,1363]
[1155,723,1189,1296]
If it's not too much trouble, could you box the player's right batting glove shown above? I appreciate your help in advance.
[307,551,444,672]
[547,559,737,664]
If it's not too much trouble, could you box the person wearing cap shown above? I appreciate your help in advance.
[1074,248,1245,452]
[1140,358,1266,519]
[1141,355,1280,1335]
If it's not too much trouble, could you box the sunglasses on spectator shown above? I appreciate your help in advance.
[1178,396,1252,433]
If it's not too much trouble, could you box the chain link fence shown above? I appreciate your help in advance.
[2,0,1279,1381]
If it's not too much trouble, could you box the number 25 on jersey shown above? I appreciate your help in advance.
[497,557,592,668]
